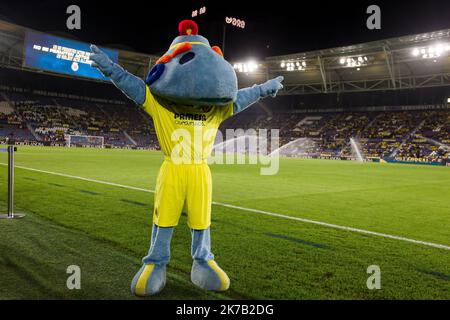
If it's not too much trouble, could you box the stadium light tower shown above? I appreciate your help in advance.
[222,16,246,57]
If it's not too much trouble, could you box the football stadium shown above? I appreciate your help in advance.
[0,2,449,302]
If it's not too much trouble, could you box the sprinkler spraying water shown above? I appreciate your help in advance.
[212,135,259,155]
[350,137,365,162]
[269,138,317,157]
[415,135,450,151]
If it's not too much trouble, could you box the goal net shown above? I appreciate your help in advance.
[65,134,104,148]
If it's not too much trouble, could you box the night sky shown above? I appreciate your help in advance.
[1,0,450,61]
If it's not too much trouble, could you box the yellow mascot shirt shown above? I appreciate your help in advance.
[141,86,233,164]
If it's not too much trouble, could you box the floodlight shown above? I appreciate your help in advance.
[247,61,257,72]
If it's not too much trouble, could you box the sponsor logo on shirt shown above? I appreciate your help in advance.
[174,113,207,121]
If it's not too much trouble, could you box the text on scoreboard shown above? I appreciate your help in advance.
[24,31,118,81]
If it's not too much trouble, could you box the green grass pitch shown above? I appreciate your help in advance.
[0,145,449,299]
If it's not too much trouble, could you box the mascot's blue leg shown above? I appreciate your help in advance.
[131,224,173,296]
[190,228,230,291]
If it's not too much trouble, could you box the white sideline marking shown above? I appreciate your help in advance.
[2,163,450,251]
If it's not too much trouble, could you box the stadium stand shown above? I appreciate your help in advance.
[1,68,449,164]
[220,104,450,164]
[0,68,158,149]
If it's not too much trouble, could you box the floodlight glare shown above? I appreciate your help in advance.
[280,59,306,72]
[233,61,259,73]
[412,48,420,56]
[248,61,258,72]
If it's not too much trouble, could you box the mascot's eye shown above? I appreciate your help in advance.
[179,52,195,65]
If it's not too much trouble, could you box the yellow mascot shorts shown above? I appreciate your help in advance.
[152,158,212,230]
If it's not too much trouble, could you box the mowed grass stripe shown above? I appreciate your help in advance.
[2,162,449,252]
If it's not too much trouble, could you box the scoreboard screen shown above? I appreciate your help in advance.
[24,31,118,81]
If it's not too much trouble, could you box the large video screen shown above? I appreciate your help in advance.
[24,31,118,81]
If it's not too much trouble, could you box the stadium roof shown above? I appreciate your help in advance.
[1,19,450,95]
[238,29,450,95]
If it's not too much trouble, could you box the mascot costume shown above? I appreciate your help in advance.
[89,20,283,296]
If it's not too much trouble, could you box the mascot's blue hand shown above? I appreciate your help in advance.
[234,75,284,113]
[90,45,114,77]
[259,76,284,98]
[89,44,146,105]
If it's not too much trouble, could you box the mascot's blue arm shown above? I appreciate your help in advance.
[233,76,284,114]
[89,45,146,105]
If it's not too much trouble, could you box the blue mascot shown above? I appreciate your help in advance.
[90,20,283,296]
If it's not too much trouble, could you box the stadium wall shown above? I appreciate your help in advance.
[255,87,450,114]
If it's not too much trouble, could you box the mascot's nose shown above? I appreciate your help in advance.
[179,52,195,65]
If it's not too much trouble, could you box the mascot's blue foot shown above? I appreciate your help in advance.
[191,228,230,291]
[191,260,230,291]
[131,263,166,296]
[131,224,173,296]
